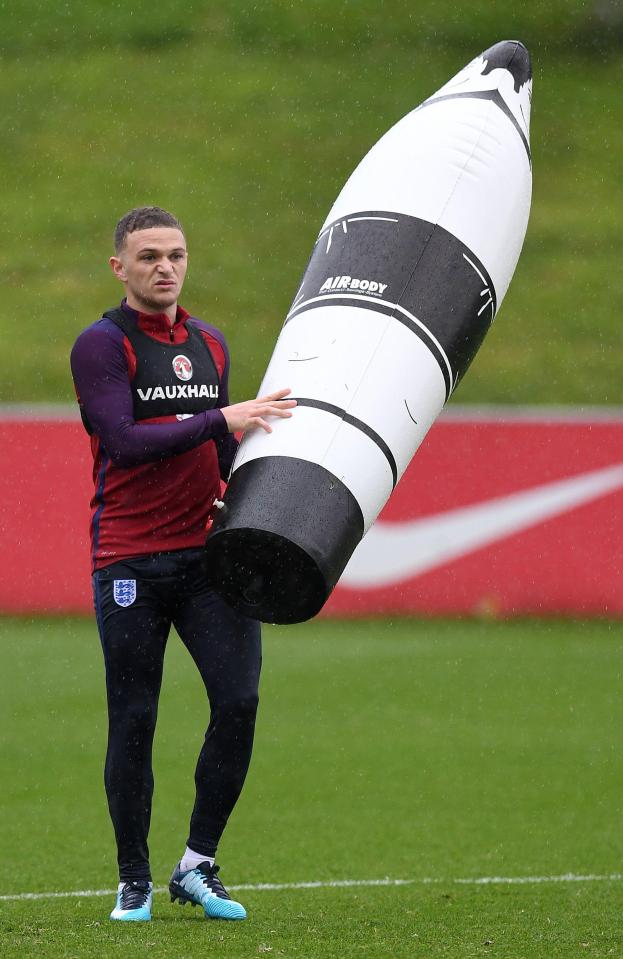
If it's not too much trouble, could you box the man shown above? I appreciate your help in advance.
[70,206,295,922]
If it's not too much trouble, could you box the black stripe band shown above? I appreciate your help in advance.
[286,295,452,399]
[418,89,531,164]
[291,397,398,488]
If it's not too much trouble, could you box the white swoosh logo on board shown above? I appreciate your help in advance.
[341,462,623,588]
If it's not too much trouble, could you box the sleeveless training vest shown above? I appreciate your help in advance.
[81,307,221,434]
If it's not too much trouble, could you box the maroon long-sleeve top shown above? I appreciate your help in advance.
[70,300,238,570]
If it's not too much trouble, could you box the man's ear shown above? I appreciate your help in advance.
[109,255,127,282]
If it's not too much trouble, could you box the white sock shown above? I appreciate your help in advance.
[180,846,215,872]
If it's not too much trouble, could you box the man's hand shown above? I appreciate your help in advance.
[221,388,297,434]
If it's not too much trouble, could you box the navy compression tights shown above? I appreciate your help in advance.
[93,549,261,882]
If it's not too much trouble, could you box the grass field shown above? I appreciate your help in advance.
[2,615,623,958]
[1,1,622,406]
[3,6,622,957]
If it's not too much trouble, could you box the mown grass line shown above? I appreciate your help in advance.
[2,882,623,958]
[1,615,623,959]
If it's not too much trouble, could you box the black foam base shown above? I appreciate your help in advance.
[204,456,365,624]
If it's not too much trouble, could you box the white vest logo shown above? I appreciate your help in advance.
[173,355,193,381]
[136,384,219,401]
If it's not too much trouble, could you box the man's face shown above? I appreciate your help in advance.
[110,227,188,313]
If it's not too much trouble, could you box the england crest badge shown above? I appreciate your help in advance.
[113,579,137,607]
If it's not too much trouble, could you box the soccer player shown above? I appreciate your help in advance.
[70,207,295,922]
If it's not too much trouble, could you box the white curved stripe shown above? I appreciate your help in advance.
[342,462,623,587]
[346,215,399,224]
[317,215,398,241]
[463,252,488,286]
[286,294,455,390]
[2,872,621,901]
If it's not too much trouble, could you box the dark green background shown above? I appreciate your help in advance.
[1,0,621,404]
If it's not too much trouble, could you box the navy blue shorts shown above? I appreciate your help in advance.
[92,547,261,880]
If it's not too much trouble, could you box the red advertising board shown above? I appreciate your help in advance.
[0,412,93,614]
[327,409,623,617]
[1,408,621,617]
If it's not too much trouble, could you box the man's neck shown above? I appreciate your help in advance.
[125,293,177,325]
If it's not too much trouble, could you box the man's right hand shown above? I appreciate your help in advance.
[221,388,297,434]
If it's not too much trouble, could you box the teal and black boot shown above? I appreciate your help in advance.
[169,861,246,920]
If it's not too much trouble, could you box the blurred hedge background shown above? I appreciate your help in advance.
[1,0,621,405]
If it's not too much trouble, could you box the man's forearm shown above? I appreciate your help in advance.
[94,408,229,467]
